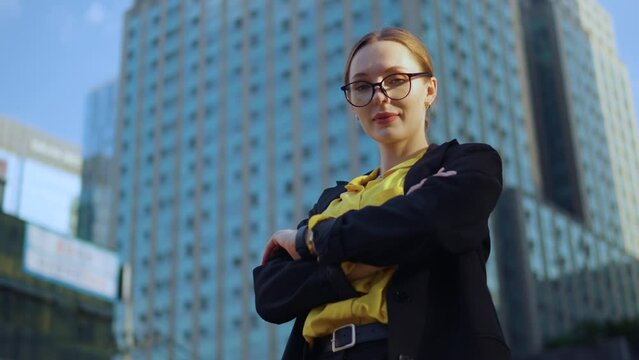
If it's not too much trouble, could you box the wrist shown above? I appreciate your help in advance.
[305,225,317,257]
[295,226,315,260]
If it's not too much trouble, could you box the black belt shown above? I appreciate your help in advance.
[314,323,388,353]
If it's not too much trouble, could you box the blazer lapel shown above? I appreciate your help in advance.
[403,139,459,193]
[314,139,459,211]
[314,181,349,214]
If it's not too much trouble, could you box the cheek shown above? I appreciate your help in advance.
[400,97,425,119]
[407,84,428,105]
[354,110,376,136]
[402,102,427,130]
[353,108,371,127]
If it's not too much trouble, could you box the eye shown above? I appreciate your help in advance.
[351,82,371,92]
[385,75,408,86]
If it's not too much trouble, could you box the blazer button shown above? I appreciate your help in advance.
[398,355,414,360]
[394,290,409,303]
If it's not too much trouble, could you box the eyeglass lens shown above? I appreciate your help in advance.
[346,74,411,107]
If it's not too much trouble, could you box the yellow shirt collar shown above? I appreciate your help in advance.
[346,146,429,191]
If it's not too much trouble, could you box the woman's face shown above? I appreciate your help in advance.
[347,40,437,146]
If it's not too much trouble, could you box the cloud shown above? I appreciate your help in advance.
[85,2,106,25]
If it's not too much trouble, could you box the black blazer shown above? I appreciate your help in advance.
[253,140,511,360]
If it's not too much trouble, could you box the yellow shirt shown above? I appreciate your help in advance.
[303,147,428,343]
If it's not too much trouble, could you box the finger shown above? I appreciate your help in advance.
[406,178,427,195]
[262,240,280,265]
[277,237,301,261]
[433,169,457,177]
[409,180,425,193]
[262,246,274,265]
[265,242,280,262]
[290,247,301,260]
[433,170,457,177]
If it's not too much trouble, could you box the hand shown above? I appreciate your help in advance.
[406,167,457,195]
[262,229,300,264]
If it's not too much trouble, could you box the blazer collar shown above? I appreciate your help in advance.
[332,139,459,194]
[403,139,459,191]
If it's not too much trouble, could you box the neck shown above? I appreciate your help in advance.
[377,137,429,175]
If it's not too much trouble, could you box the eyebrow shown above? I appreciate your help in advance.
[351,66,409,80]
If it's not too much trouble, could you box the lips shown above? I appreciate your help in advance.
[373,112,399,125]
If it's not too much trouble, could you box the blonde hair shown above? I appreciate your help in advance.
[343,27,435,85]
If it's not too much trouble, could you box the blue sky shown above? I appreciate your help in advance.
[0,0,637,147]
[0,0,131,146]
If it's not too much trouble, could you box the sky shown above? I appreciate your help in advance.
[0,0,637,148]
[0,0,131,147]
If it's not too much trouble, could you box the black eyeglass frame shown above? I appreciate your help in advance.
[340,72,433,107]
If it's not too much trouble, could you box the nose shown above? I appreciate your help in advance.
[371,84,389,105]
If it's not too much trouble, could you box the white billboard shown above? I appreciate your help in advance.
[23,224,120,301]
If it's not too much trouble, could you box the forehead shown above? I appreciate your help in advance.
[349,40,421,80]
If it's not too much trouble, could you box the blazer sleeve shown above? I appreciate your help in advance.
[311,143,503,267]
[252,188,358,325]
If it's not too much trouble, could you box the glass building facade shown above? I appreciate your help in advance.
[574,0,639,258]
[113,0,639,358]
[502,0,639,354]
[78,80,118,249]
[0,116,82,236]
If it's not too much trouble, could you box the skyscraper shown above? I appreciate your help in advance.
[113,0,639,358]
[574,0,639,258]
[77,80,118,249]
[500,0,639,354]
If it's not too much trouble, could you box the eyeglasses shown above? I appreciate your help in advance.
[340,72,433,107]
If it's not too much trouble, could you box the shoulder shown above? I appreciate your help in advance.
[411,139,501,168]
[406,140,502,188]
[312,181,348,213]
[448,141,501,163]
[447,140,499,156]
[443,141,503,185]
[319,181,348,197]
[443,141,502,171]
[430,139,501,165]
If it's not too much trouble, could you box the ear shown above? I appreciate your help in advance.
[424,76,438,106]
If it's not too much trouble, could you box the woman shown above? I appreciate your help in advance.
[253,27,510,360]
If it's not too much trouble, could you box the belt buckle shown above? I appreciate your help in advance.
[331,323,356,352]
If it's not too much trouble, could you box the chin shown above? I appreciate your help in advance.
[371,132,404,145]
